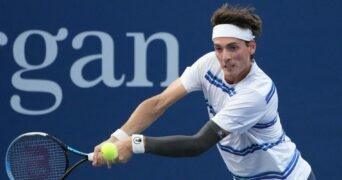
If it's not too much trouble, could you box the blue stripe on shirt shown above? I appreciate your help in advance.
[218,131,286,156]
[232,149,300,180]
[253,115,278,129]
[205,71,236,96]
[205,99,216,116]
[265,82,276,104]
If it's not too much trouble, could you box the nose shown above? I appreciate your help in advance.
[221,49,231,62]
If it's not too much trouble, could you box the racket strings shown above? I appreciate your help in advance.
[7,135,67,180]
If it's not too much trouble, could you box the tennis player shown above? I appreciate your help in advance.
[93,4,316,180]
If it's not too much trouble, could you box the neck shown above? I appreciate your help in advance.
[225,63,252,84]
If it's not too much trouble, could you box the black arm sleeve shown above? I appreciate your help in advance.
[144,120,229,157]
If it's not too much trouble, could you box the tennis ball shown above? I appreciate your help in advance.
[101,142,118,161]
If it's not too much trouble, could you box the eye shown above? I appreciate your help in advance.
[214,46,222,52]
[227,45,239,52]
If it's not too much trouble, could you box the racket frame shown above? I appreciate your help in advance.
[5,132,92,180]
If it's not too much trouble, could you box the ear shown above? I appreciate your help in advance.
[247,41,256,55]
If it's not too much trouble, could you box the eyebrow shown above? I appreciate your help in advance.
[213,42,240,47]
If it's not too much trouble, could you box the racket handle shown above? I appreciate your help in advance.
[88,153,94,161]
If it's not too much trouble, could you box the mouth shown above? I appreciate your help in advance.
[224,64,235,70]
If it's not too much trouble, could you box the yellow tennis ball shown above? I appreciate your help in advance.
[101,142,118,161]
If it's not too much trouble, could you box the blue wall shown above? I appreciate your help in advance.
[1,0,341,179]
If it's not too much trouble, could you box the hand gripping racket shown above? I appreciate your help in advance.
[5,132,94,180]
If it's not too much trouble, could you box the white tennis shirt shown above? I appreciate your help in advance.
[180,52,311,179]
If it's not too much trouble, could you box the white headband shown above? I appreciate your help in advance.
[212,24,255,41]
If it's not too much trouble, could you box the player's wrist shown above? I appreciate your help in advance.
[111,129,129,141]
[131,134,145,154]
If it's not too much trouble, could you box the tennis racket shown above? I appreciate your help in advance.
[5,132,94,180]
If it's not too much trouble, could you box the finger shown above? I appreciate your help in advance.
[106,160,112,169]
[92,154,99,166]
[94,155,104,167]
[93,150,98,165]
[92,153,97,166]
[93,146,101,166]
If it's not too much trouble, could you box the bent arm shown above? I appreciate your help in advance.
[120,78,187,135]
[144,120,229,157]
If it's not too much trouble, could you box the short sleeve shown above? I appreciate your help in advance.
[179,55,207,93]
[212,89,267,134]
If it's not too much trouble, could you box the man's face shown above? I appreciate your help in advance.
[213,37,256,84]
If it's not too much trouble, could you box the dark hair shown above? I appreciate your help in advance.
[211,4,262,37]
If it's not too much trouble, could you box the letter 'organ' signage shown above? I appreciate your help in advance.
[0,28,179,115]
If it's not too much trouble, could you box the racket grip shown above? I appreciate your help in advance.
[88,153,94,161]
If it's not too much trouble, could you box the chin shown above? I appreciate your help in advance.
[223,72,233,78]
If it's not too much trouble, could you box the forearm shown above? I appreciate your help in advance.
[121,95,167,135]
[120,79,187,135]
[144,120,229,157]
[145,135,208,157]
